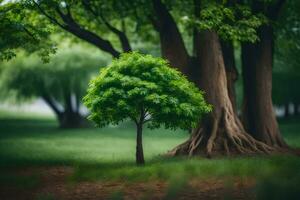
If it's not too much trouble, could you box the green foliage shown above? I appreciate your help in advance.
[0,1,56,61]
[182,3,265,42]
[84,52,211,130]
[0,45,106,103]
[22,0,158,54]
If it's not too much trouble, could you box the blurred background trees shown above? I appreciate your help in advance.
[272,0,300,118]
[0,44,108,128]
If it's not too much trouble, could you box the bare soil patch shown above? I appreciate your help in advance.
[0,167,256,200]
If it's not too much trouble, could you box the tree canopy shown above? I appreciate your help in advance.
[84,52,211,129]
[0,1,55,61]
[84,52,211,164]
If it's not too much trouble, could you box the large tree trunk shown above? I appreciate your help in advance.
[59,92,89,128]
[151,0,191,76]
[221,41,238,113]
[58,112,89,129]
[136,123,145,165]
[169,31,273,157]
[241,26,287,148]
[42,94,89,129]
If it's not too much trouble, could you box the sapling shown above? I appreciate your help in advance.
[84,52,211,165]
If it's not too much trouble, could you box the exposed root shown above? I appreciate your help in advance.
[188,128,203,156]
[168,107,279,158]
[206,118,219,157]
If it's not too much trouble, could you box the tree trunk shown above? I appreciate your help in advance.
[284,103,290,118]
[221,41,238,113]
[294,103,299,116]
[151,0,191,76]
[42,94,89,129]
[58,112,89,129]
[136,123,145,165]
[241,25,287,148]
[169,31,273,157]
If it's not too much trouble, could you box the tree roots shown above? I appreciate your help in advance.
[168,107,276,157]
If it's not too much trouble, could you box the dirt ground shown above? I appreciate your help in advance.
[0,167,256,200]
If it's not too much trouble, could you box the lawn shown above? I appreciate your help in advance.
[0,110,300,199]
[0,111,188,166]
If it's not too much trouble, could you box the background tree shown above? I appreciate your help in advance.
[84,52,211,164]
[241,0,287,147]
[272,72,300,117]
[273,0,300,117]
[0,45,106,128]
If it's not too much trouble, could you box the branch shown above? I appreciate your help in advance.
[55,4,121,57]
[31,0,65,29]
[130,115,138,125]
[82,0,131,52]
[33,0,120,57]
[99,13,131,52]
[150,0,190,72]
[42,94,63,117]
[22,26,38,41]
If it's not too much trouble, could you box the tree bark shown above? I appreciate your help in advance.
[58,12,120,57]
[169,31,273,157]
[241,25,287,148]
[221,41,238,113]
[151,0,191,76]
[136,122,145,165]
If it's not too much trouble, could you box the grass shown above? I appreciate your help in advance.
[0,111,188,166]
[0,110,300,199]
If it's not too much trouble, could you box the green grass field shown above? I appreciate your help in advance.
[0,110,300,199]
[0,111,188,166]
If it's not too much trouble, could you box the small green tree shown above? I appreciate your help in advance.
[84,52,211,165]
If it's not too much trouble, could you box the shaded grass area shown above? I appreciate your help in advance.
[278,117,300,147]
[0,173,39,189]
[0,111,300,199]
[72,155,300,182]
